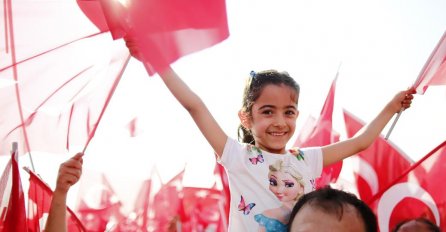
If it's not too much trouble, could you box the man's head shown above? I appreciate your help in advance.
[288,186,377,232]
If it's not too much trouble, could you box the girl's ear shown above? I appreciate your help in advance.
[238,110,251,129]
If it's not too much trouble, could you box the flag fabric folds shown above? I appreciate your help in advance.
[180,187,227,232]
[0,143,27,231]
[368,141,446,232]
[343,110,413,205]
[26,168,86,232]
[293,75,341,188]
[91,0,230,75]
[0,0,131,155]
[412,31,446,94]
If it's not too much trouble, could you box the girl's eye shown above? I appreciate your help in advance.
[269,178,278,186]
[285,110,296,115]
[284,181,295,188]
[262,110,273,115]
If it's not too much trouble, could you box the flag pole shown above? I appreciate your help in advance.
[384,108,403,140]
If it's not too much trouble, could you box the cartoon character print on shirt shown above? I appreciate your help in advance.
[255,158,305,231]
[238,195,256,215]
[247,144,264,165]
[290,147,317,190]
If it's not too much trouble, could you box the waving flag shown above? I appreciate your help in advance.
[1,0,131,155]
[26,168,86,232]
[412,31,446,94]
[0,143,27,231]
[369,141,446,232]
[343,110,412,205]
[89,0,230,75]
[294,75,340,188]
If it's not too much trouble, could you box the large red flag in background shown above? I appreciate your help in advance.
[293,75,341,188]
[1,0,229,155]
[92,0,230,75]
[369,141,446,232]
[26,168,86,232]
[0,143,27,231]
[1,0,130,155]
[343,110,413,205]
[412,31,446,94]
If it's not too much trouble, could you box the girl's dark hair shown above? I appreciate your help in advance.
[237,70,300,144]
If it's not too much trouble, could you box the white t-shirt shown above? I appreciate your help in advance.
[218,137,323,232]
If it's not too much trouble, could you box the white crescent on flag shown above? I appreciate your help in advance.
[350,156,379,195]
[377,182,440,232]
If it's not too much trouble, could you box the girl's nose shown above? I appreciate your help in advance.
[273,115,286,127]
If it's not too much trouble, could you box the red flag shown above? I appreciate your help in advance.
[88,0,230,75]
[26,168,85,232]
[212,162,229,231]
[76,173,123,231]
[152,168,185,231]
[412,31,446,94]
[368,141,446,232]
[180,187,227,232]
[0,0,131,155]
[294,75,341,188]
[0,143,27,231]
[343,110,413,205]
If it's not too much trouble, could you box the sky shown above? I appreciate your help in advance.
[4,0,446,213]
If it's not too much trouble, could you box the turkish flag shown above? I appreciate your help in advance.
[0,144,27,232]
[343,110,413,205]
[83,0,230,75]
[368,141,446,232]
[412,31,446,94]
[293,75,341,188]
[26,168,85,232]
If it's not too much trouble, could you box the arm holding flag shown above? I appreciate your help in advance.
[45,153,83,232]
[322,89,415,166]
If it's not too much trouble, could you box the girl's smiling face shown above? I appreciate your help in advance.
[269,170,303,203]
[248,84,299,154]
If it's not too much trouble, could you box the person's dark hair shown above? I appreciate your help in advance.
[237,70,300,144]
[392,217,440,232]
[288,186,377,232]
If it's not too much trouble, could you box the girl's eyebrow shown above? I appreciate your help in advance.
[258,105,275,110]
[258,105,297,110]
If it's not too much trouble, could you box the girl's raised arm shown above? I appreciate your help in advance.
[157,67,228,157]
[321,89,415,166]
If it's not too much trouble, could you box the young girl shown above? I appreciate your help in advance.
[127,39,414,231]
